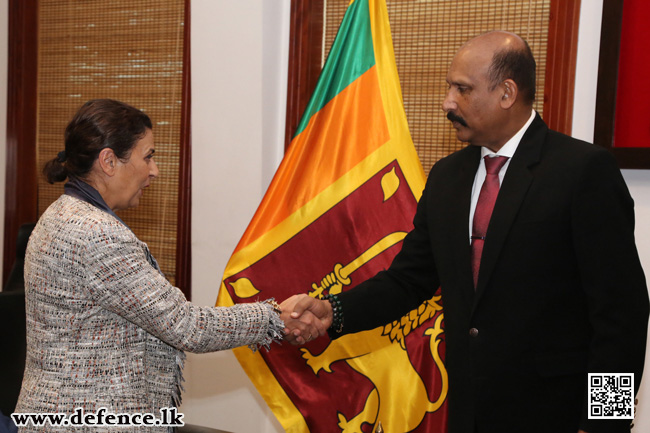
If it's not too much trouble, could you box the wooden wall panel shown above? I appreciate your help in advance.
[3,0,38,286]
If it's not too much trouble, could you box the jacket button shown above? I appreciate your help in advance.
[469,328,479,337]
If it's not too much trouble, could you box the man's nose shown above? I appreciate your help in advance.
[442,90,456,113]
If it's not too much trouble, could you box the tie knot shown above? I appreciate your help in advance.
[484,155,509,175]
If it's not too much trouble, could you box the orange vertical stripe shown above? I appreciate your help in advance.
[235,65,388,252]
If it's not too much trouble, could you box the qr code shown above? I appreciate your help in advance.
[588,373,634,419]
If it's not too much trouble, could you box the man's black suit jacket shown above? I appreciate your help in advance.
[336,115,649,433]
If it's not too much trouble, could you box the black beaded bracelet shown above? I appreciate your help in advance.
[324,294,344,333]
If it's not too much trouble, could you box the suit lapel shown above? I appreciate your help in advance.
[472,115,547,307]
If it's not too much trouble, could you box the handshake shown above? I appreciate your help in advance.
[278,295,334,345]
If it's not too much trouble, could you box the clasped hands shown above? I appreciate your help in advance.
[279,294,333,345]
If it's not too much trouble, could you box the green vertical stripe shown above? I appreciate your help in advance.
[293,0,375,137]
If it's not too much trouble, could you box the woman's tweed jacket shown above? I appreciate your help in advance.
[15,195,282,432]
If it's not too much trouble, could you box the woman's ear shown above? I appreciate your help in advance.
[97,148,117,176]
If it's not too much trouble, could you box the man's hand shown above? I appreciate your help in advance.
[280,294,333,345]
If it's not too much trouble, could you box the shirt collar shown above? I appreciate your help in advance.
[481,109,536,159]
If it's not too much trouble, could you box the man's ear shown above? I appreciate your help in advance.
[97,148,117,176]
[499,79,518,109]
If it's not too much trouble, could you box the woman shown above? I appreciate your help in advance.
[14,99,318,431]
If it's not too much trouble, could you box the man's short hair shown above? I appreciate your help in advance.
[487,40,536,105]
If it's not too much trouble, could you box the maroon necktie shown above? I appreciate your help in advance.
[471,156,509,288]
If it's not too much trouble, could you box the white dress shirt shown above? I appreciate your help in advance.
[468,110,536,242]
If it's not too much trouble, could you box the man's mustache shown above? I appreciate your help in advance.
[447,112,468,127]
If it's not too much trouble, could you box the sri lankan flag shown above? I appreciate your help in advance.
[216,0,448,431]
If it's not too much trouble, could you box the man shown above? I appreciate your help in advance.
[285,31,649,433]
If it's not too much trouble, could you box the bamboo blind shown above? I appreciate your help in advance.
[324,0,551,175]
[37,0,185,284]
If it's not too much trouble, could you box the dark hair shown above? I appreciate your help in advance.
[487,40,536,105]
[43,99,153,184]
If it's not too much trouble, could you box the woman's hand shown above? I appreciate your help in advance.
[280,294,332,345]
